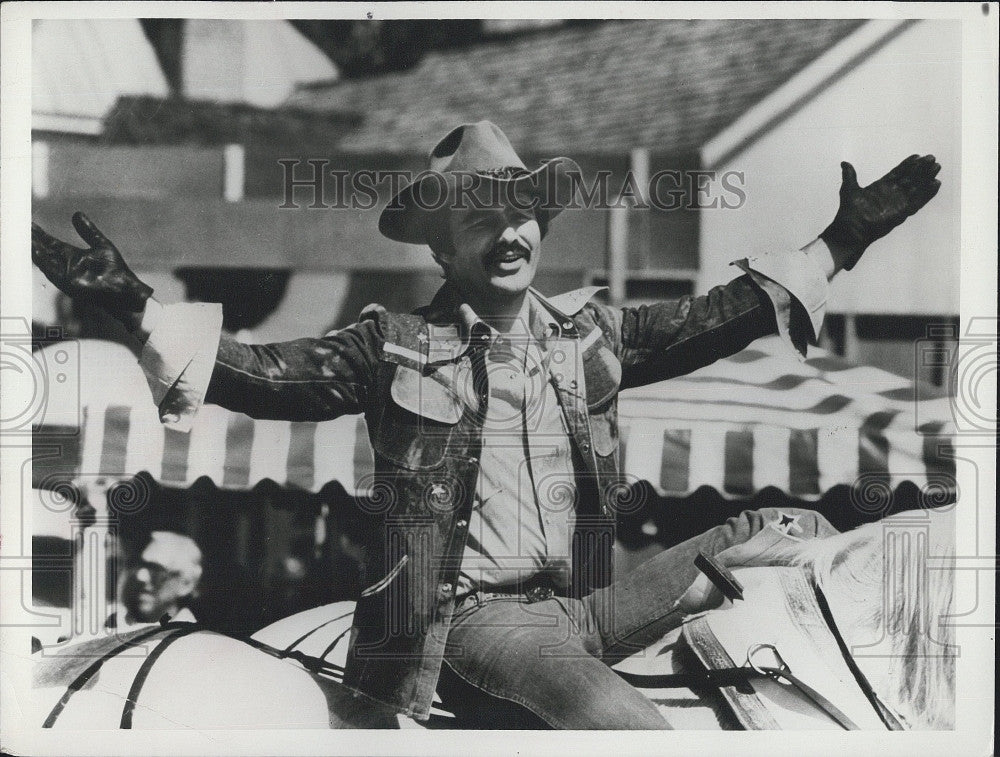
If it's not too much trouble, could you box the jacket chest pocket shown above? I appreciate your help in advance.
[588,400,620,458]
[371,363,462,471]
[584,345,622,458]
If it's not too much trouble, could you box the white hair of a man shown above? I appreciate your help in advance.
[146,530,203,586]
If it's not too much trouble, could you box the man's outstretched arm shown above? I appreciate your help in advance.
[606,154,941,387]
[32,213,382,429]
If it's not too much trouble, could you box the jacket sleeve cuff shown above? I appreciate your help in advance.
[138,302,223,432]
[731,248,829,358]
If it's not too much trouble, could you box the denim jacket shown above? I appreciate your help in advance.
[139,252,828,720]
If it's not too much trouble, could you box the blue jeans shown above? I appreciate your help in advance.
[438,507,838,729]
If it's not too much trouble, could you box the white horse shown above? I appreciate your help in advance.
[33,508,954,730]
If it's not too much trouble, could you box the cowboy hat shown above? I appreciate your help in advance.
[378,121,580,244]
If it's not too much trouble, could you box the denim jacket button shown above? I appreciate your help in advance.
[580,441,591,453]
[569,379,578,389]
[456,519,468,529]
[437,583,454,602]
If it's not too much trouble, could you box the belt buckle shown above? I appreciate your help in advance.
[525,585,554,603]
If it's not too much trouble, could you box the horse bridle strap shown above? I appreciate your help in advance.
[43,622,195,728]
[744,643,861,730]
[813,585,905,730]
[614,642,862,731]
[615,667,765,690]
[120,626,202,728]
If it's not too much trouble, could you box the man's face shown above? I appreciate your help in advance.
[438,200,542,307]
[121,540,195,622]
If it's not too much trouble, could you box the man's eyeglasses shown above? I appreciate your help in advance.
[130,560,183,583]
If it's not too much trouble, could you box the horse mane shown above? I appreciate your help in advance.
[789,515,956,730]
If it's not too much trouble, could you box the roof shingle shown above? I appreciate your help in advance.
[288,19,865,154]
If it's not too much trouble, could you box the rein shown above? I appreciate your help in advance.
[613,644,862,730]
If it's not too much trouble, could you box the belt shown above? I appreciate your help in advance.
[455,573,568,609]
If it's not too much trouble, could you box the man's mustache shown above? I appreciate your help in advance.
[486,239,531,259]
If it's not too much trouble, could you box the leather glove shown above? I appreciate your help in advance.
[32,212,153,320]
[821,154,941,270]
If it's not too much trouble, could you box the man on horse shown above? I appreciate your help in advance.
[32,121,941,728]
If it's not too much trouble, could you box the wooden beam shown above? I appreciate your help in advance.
[606,206,628,306]
[843,313,859,362]
[630,147,651,269]
[223,144,245,202]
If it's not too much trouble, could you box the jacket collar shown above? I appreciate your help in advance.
[529,285,607,323]
[418,282,607,363]
[419,283,494,362]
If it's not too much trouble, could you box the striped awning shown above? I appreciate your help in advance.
[32,336,955,499]
[618,337,956,499]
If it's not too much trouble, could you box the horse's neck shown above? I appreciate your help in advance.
[803,515,956,730]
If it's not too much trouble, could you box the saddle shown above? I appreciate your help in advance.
[685,566,901,729]
[617,566,903,730]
